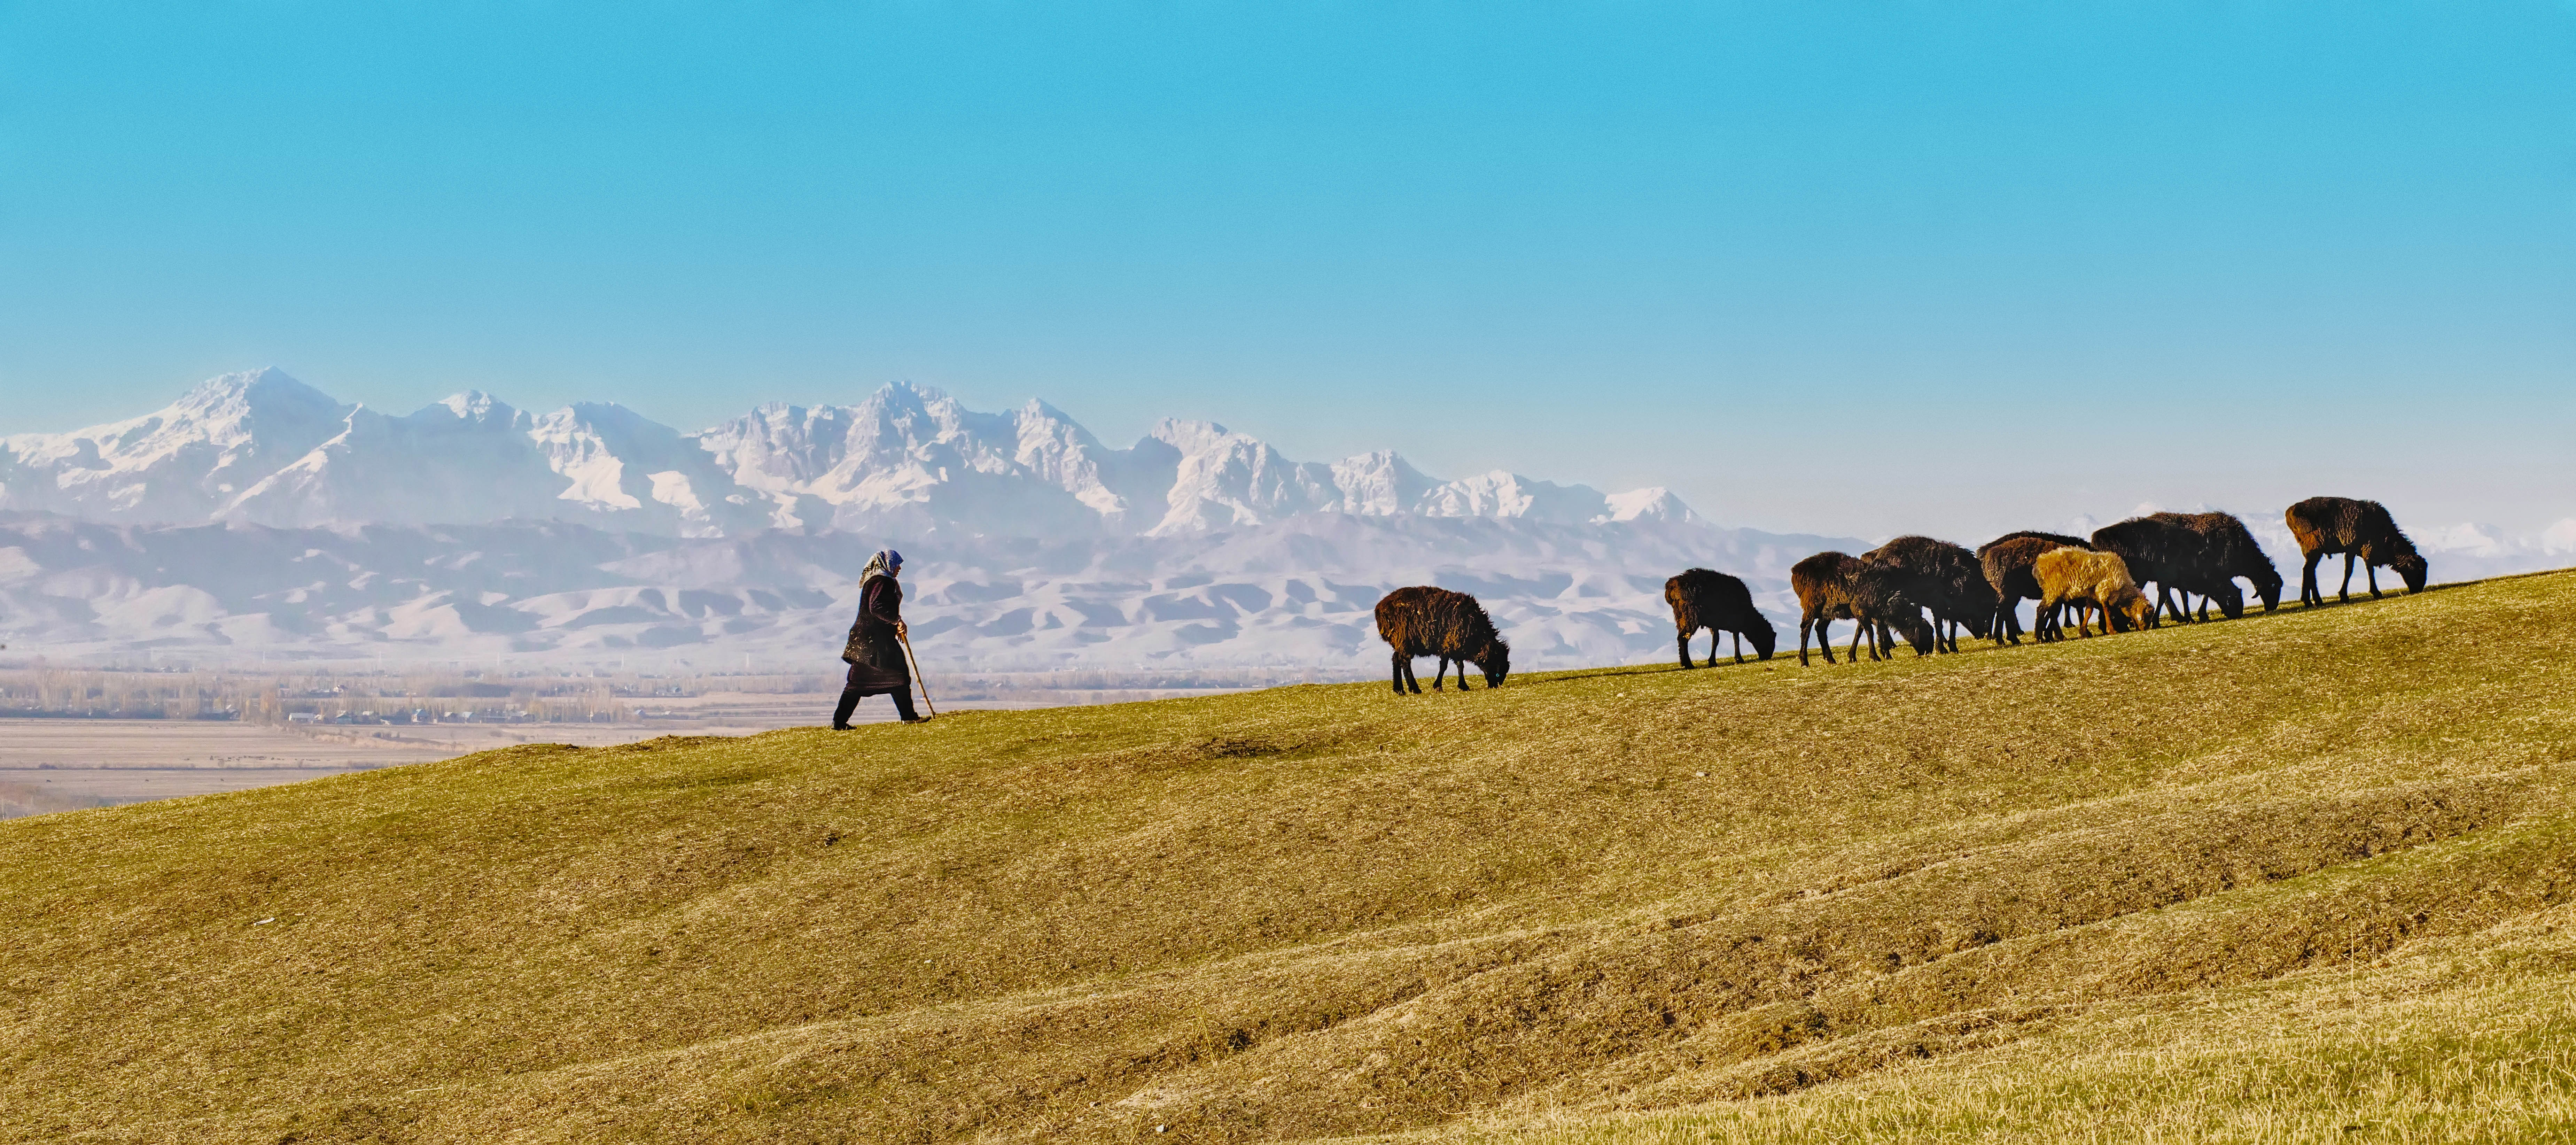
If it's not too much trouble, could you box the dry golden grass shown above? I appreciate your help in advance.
[3,571,2573,1143]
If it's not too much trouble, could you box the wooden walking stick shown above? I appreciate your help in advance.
[898,632,937,718]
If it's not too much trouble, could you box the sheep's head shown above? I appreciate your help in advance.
[1747,619,1778,662]
[2119,593,2159,632]
[1896,612,1935,655]
[1952,607,1994,640]
[2392,551,2429,594]
[2251,566,2284,612]
[1477,640,1511,688]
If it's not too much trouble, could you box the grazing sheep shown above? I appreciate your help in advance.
[2089,516,2196,625]
[1979,534,2086,645]
[1375,586,1512,695]
[2286,496,2429,606]
[1664,568,1777,667]
[1864,535,1997,652]
[2032,548,2157,640]
[1791,552,1934,666]
[2151,510,2284,620]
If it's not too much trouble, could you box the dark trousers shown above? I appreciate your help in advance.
[833,684,917,727]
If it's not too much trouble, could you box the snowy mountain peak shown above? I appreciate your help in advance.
[0,368,354,522]
[434,390,513,421]
[176,366,335,416]
[1327,450,1437,516]
[1602,487,1697,525]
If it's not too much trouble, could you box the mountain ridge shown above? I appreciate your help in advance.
[2,370,1696,540]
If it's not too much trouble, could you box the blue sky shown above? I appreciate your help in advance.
[2,2,2569,537]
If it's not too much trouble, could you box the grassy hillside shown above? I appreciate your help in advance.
[5,573,2575,1144]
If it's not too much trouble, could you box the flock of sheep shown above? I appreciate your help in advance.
[1374,495,2427,693]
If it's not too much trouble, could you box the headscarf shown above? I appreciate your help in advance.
[860,548,904,590]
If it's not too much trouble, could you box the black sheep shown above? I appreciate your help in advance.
[2152,510,2284,620]
[1791,552,1933,666]
[1664,568,1777,667]
[2286,496,2429,605]
[1375,586,1511,695]
[1863,535,1997,652]
[2090,516,2196,624]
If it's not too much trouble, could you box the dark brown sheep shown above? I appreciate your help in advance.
[1862,535,1997,652]
[1791,552,1933,666]
[2286,496,2429,606]
[1664,568,1777,668]
[2150,510,2284,620]
[1979,534,2086,645]
[1374,586,1511,695]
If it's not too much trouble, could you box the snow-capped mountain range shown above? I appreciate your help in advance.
[0,370,1747,670]
[0,369,1693,539]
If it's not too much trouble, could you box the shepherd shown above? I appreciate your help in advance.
[831,548,928,728]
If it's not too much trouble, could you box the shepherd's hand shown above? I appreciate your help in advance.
[896,621,909,640]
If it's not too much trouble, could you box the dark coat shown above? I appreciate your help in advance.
[840,575,910,694]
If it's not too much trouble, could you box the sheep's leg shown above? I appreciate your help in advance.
[2367,562,2383,599]
[1405,656,1423,695]
[1676,628,1695,670]
[1391,650,1407,695]
[1798,616,1814,666]
[1455,656,1473,690]
[2301,550,2324,607]
[2338,554,2356,604]
[1851,620,1871,662]
[1731,630,1744,664]
[1430,657,1447,691]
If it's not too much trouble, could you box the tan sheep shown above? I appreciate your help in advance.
[2031,548,2158,641]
